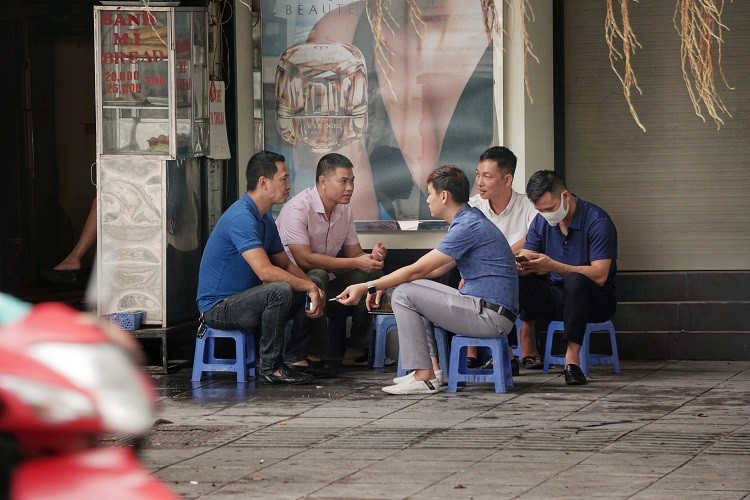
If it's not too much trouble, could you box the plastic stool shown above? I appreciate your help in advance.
[396,326,450,377]
[511,319,523,358]
[472,319,522,363]
[542,320,620,375]
[191,328,256,383]
[370,314,398,372]
[447,335,514,393]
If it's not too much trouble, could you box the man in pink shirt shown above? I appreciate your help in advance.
[276,153,387,366]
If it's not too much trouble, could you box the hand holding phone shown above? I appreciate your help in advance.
[515,254,529,263]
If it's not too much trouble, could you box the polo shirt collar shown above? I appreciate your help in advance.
[568,195,584,231]
[452,204,471,225]
[242,193,262,220]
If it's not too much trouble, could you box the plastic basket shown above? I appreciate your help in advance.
[109,311,144,331]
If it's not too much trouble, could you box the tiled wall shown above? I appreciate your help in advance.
[613,272,749,360]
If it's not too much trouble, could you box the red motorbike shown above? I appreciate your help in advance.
[0,300,177,499]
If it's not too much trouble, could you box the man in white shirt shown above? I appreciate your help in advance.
[469,146,537,253]
[467,146,541,370]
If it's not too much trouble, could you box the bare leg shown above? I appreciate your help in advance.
[54,199,97,271]
[431,355,440,373]
[343,346,367,361]
[412,367,437,382]
[520,319,541,358]
[565,340,581,366]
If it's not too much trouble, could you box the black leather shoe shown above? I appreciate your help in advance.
[260,364,314,384]
[289,359,337,378]
[563,364,587,385]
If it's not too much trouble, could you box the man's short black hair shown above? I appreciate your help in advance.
[427,165,470,204]
[526,170,567,203]
[316,153,354,181]
[247,150,285,191]
[479,146,517,176]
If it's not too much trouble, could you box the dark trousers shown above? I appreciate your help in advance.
[307,268,383,357]
[518,273,616,345]
[202,279,321,375]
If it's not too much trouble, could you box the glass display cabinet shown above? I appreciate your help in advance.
[95,4,207,156]
[93,3,208,326]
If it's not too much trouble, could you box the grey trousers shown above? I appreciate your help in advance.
[391,279,515,371]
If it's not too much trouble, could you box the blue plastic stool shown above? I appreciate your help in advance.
[370,314,398,372]
[191,328,256,383]
[447,335,514,393]
[542,320,620,376]
[511,319,523,358]
[396,326,451,377]
[471,319,522,364]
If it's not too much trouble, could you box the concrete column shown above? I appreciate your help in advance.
[503,0,554,191]
[234,3,254,199]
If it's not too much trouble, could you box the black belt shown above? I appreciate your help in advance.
[480,299,517,323]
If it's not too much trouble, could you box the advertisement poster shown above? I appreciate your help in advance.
[262,1,496,221]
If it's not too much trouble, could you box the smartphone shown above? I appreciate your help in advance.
[515,254,529,263]
[305,295,312,311]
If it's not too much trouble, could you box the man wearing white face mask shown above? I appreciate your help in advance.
[516,170,617,385]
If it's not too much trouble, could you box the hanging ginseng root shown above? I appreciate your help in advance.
[324,0,736,130]
[606,0,646,132]
[674,0,734,129]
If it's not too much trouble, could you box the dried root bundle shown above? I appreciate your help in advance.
[674,0,733,128]
[605,0,645,132]
[366,0,423,100]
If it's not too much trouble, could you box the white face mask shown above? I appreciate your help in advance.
[540,192,568,226]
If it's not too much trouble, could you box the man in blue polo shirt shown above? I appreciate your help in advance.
[336,166,519,395]
[516,170,617,386]
[196,150,330,384]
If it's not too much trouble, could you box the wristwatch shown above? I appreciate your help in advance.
[367,281,377,295]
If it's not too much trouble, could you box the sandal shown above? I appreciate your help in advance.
[341,353,369,366]
[521,355,543,370]
[466,356,480,369]
[303,358,338,377]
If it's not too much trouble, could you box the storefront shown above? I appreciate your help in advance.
[2,0,747,359]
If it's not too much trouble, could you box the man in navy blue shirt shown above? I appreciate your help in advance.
[196,150,331,384]
[517,170,617,385]
[337,166,519,395]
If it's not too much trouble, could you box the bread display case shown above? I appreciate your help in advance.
[95,4,208,157]
[94,4,208,326]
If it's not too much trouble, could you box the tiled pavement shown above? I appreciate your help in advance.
[141,360,750,499]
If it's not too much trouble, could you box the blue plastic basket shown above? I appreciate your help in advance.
[109,311,144,331]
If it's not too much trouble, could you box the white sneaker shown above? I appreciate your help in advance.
[382,377,443,395]
[393,370,445,386]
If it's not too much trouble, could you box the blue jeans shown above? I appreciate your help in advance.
[202,279,320,375]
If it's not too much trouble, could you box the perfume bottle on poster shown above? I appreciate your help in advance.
[275,43,368,152]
